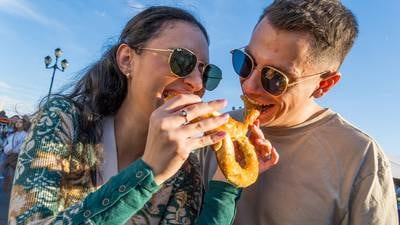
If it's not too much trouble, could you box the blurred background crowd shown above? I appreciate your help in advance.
[0,111,31,192]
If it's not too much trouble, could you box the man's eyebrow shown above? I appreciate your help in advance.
[245,47,294,78]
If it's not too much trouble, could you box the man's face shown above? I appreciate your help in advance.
[241,18,324,127]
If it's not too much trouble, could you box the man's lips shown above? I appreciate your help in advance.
[243,95,274,112]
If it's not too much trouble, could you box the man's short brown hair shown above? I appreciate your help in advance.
[259,0,358,68]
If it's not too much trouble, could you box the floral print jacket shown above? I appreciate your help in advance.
[9,98,240,225]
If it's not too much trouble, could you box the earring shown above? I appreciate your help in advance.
[126,72,131,79]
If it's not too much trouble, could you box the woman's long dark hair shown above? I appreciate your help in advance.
[49,6,209,153]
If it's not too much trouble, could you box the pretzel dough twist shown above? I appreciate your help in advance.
[164,94,260,187]
[209,96,260,187]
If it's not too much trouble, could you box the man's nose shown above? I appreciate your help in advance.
[242,69,264,93]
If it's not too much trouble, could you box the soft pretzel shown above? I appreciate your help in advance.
[208,96,260,187]
[164,94,260,187]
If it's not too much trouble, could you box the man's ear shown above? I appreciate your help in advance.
[116,43,134,79]
[312,72,341,98]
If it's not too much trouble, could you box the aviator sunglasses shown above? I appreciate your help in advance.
[231,48,329,96]
[136,47,222,91]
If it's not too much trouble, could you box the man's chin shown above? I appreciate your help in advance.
[258,118,273,127]
[257,111,277,127]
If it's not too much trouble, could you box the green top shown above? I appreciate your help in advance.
[9,98,240,225]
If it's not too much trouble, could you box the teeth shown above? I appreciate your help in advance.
[163,90,177,98]
[246,97,272,108]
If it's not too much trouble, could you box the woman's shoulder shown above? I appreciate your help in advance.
[42,97,79,115]
[31,97,82,138]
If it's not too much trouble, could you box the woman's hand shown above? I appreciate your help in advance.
[142,94,229,185]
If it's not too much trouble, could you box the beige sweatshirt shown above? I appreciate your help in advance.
[201,109,398,225]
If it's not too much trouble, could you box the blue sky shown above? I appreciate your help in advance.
[0,0,399,158]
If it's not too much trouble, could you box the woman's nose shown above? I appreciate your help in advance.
[183,66,203,92]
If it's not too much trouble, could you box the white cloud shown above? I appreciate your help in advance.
[94,10,106,17]
[127,0,146,10]
[0,80,11,90]
[126,0,199,11]
[0,81,38,115]
[0,95,36,115]
[0,0,65,30]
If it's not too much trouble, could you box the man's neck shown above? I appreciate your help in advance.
[266,101,325,128]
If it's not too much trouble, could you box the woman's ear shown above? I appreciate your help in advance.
[116,44,134,79]
[312,72,341,98]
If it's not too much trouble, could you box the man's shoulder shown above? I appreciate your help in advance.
[318,112,388,164]
[326,112,377,145]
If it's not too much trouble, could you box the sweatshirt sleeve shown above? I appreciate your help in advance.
[340,141,399,225]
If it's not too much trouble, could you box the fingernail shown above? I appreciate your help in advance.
[221,113,230,121]
[216,131,226,137]
[212,99,227,107]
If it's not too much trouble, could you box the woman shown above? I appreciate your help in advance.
[2,116,30,192]
[9,6,278,225]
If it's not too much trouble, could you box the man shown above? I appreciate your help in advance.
[201,0,398,224]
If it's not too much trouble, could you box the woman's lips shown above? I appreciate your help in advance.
[162,90,194,102]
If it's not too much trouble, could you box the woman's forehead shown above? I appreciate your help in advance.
[148,21,209,60]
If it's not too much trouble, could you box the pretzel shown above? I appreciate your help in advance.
[208,96,260,187]
[164,94,260,187]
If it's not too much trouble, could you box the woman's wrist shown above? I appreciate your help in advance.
[141,156,164,185]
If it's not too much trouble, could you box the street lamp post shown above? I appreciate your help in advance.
[44,48,69,101]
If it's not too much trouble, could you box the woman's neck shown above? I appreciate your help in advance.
[114,98,150,171]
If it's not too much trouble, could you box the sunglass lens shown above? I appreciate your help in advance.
[232,49,253,78]
[261,67,288,96]
[170,48,197,77]
[203,64,222,91]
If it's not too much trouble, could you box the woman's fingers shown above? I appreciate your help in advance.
[151,98,227,130]
[156,96,228,128]
[162,94,226,116]
[176,99,227,122]
[161,94,202,111]
[179,113,229,136]
[188,131,226,150]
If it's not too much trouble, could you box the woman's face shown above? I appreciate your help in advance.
[14,119,23,130]
[127,21,209,117]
